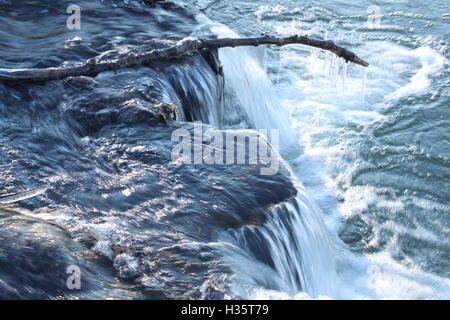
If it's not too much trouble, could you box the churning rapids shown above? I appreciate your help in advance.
[1,0,449,299]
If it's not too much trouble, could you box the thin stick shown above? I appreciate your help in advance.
[0,35,368,82]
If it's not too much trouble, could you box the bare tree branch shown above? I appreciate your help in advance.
[0,35,368,82]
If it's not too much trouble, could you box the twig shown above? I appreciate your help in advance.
[0,35,368,82]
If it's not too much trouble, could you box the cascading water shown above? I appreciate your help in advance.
[159,54,224,127]
[221,181,337,299]
[193,17,298,151]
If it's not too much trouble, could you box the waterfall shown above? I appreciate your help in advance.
[160,54,223,127]
[218,45,298,149]
[188,16,338,298]
[193,18,298,151]
[223,180,337,299]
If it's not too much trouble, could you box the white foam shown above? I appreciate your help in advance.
[193,9,450,300]
[280,41,450,299]
[383,46,447,100]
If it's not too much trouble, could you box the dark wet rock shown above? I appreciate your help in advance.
[120,102,160,125]
[0,116,296,298]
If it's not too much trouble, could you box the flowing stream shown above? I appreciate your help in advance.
[190,1,450,299]
[0,0,449,300]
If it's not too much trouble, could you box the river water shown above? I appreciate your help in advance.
[0,0,449,299]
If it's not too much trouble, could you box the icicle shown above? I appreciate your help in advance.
[362,68,368,98]
[342,62,348,91]
[276,47,284,84]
